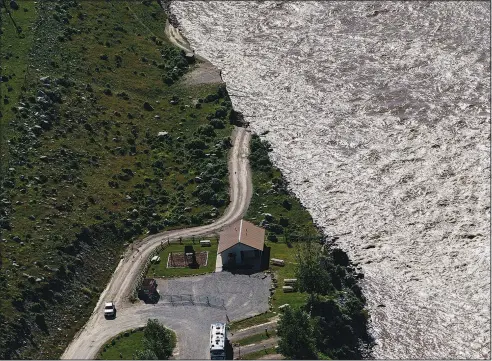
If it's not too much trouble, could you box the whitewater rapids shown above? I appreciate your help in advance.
[170,1,490,358]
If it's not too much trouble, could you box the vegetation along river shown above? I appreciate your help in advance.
[170,1,490,358]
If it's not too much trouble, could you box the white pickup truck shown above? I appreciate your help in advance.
[104,302,116,318]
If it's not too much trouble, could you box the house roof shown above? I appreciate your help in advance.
[218,219,265,253]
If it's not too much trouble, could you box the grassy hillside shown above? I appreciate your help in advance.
[0,0,234,358]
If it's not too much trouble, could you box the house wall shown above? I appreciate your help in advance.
[221,243,261,265]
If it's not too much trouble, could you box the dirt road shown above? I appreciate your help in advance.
[61,127,253,359]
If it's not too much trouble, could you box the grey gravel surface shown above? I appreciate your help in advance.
[147,273,272,359]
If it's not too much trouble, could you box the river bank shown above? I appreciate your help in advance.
[169,1,490,358]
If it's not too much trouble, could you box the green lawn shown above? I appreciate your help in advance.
[146,239,218,278]
[236,330,277,346]
[241,347,279,360]
[98,329,145,360]
[267,241,309,311]
[229,312,276,332]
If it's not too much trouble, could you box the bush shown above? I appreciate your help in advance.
[134,319,176,360]
[249,136,273,172]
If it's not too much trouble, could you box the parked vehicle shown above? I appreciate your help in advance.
[104,302,116,318]
[210,322,227,360]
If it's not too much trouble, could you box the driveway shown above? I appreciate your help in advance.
[69,272,271,360]
[154,272,272,359]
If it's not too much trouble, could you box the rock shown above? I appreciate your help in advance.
[39,76,50,83]
[10,0,19,10]
[143,102,154,111]
[154,115,160,119]
[31,123,44,132]
[263,213,273,220]
[12,236,20,242]
[40,120,52,130]
[157,131,169,138]
[39,156,49,162]
[35,278,42,283]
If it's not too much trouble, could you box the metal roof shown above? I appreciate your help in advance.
[218,219,265,253]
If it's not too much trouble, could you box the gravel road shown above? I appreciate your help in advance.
[62,126,254,359]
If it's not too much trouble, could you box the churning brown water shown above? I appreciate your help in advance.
[170,1,490,358]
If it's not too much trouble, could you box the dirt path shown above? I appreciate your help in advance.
[164,19,194,54]
[165,20,223,86]
[61,127,253,359]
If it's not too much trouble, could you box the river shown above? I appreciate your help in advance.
[170,1,490,358]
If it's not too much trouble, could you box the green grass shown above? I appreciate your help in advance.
[267,242,309,311]
[0,1,234,358]
[236,330,277,346]
[98,329,145,360]
[146,239,218,278]
[241,347,279,360]
[229,312,276,332]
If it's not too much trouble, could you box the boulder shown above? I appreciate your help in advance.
[10,0,19,10]
[143,102,154,111]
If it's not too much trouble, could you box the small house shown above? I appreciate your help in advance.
[218,219,265,266]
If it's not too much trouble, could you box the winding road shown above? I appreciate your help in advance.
[61,127,254,359]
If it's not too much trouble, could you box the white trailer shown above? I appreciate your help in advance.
[210,322,227,360]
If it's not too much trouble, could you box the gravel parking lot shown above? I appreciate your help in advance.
[137,272,271,359]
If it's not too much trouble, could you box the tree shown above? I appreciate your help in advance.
[277,307,317,359]
[295,241,332,297]
[142,319,175,359]
[134,319,176,360]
